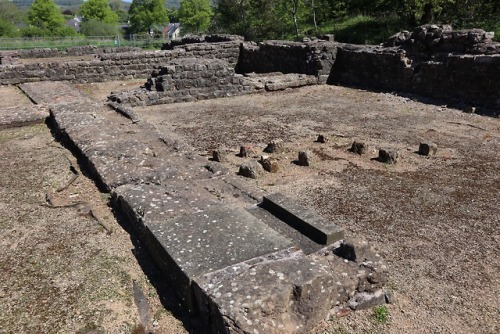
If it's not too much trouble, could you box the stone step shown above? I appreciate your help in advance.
[246,205,323,255]
[261,193,344,245]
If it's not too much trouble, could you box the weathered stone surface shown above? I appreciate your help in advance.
[347,289,386,310]
[194,251,342,334]
[378,149,398,164]
[239,160,264,178]
[262,193,345,245]
[418,142,437,156]
[263,139,285,153]
[350,141,369,155]
[260,156,280,173]
[0,105,48,129]
[298,150,314,166]
[145,204,293,308]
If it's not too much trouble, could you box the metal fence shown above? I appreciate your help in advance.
[0,35,168,50]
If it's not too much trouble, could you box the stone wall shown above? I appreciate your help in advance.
[237,40,338,83]
[330,26,500,110]
[0,41,241,85]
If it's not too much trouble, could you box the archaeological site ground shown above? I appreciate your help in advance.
[0,25,499,334]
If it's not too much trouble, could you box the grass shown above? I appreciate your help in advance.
[372,305,390,324]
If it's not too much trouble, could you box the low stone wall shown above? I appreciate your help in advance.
[0,41,241,85]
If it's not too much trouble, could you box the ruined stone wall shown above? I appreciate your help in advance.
[237,40,338,82]
[330,26,500,110]
[0,41,241,85]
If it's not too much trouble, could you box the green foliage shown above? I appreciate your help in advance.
[26,0,77,36]
[80,0,119,23]
[129,0,169,33]
[213,0,500,42]
[81,19,119,36]
[178,0,213,33]
[0,0,26,25]
[0,19,21,37]
[372,305,389,324]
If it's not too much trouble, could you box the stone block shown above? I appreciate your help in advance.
[263,139,285,153]
[260,156,280,173]
[298,150,314,166]
[262,193,344,245]
[347,289,386,310]
[239,160,264,178]
[145,204,293,309]
[194,251,341,334]
[350,141,369,155]
[418,142,437,156]
[378,149,398,164]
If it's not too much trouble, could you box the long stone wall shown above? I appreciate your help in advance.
[0,41,241,84]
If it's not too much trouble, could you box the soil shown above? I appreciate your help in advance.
[1,81,499,334]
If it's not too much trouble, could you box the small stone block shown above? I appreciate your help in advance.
[347,289,386,310]
[378,149,398,164]
[260,157,280,173]
[317,134,328,143]
[418,143,437,156]
[262,193,344,245]
[238,160,264,178]
[298,150,313,166]
[212,149,227,162]
[263,139,285,153]
[239,144,257,158]
[350,141,368,155]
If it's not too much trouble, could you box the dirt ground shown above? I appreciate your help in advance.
[1,81,499,334]
[0,87,190,332]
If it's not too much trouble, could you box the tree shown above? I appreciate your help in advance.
[128,0,168,33]
[0,0,25,36]
[178,0,213,33]
[26,0,76,36]
[80,0,119,23]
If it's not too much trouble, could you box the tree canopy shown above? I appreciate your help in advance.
[178,0,213,33]
[80,0,119,23]
[128,0,169,33]
[26,0,76,36]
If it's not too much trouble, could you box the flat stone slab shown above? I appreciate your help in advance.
[19,81,91,105]
[0,106,48,129]
[262,193,344,245]
[145,204,293,308]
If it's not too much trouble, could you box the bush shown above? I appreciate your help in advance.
[81,19,119,37]
[0,19,20,37]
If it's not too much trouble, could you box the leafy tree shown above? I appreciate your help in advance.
[0,20,20,37]
[80,0,119,23]
[109,0,129,22]
[128,0,168,33]
[26,0,76,36]
[0,0,25,36]
[178,0,213,33]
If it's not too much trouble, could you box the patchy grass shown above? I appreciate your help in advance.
[372,305,390,324]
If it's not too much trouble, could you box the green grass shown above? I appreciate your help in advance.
[372,305,390,324]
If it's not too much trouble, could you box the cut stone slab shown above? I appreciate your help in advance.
[145,204,293,309]
[19,81,92,105]
[194,251,342,334]
[262,193,344,245]
[0,106,48,129]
